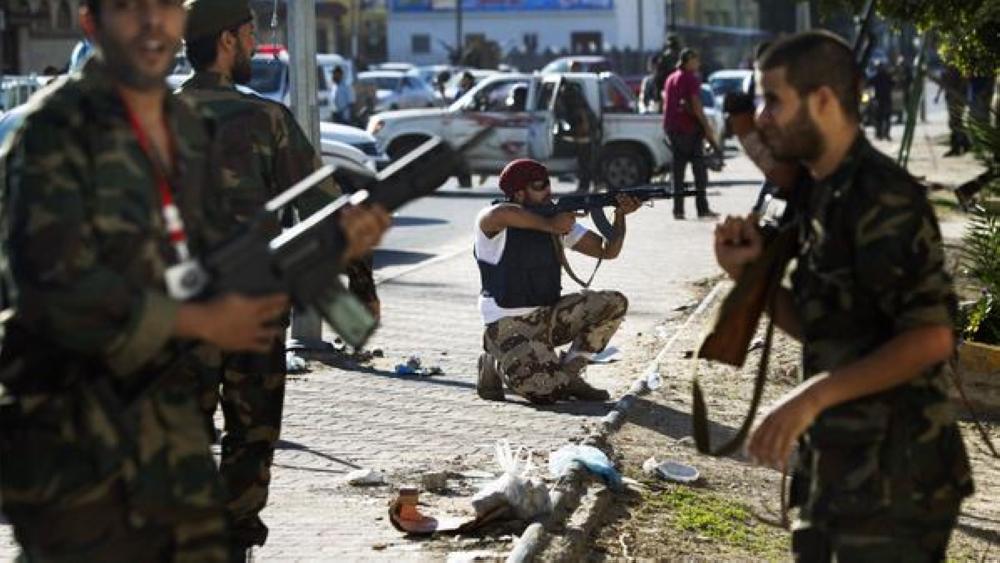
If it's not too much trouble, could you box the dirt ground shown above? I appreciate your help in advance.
[587,207,1000,561]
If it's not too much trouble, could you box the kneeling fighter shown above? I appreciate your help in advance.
[475,158,640,403]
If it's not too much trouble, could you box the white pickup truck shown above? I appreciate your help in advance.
[366,72,671,188]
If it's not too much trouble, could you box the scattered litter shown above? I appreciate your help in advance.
[389,487,469,534]
[641,456,699,483]
[549,444,623,492]
[285,352,308,374]
[676,436,695,447]
[371,543,388,551]
[747,339,765,353]
[673,301,697,312]
[641,456,660,476]
[394,355,444,376]
[346,468,386,486]
[621,476,648,492]
[646,371,663,390]
[591,346,622,364]
[682,350,694,359]
[372,348,385,358]
[421,472,449,492]
[655,461,700,483]
[472,441,551,521]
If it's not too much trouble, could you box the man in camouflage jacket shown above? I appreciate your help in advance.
[715,32,973,561]
[0,0,290,559]
[176,0,384,554]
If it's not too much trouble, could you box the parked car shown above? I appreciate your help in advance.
[706,69,753,107]
[320,121,390,170]
[368,71,672,189]
[1,75,48,113]
[357,70,438,113]
[540,56,611,75]
[699,84,727,141]
[369,62,416,73]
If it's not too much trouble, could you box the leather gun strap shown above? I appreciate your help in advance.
[693,312,775,457]
[551,235,601,289]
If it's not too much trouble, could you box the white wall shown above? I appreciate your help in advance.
[388,7,661,65]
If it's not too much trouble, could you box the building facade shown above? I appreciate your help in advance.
[2,0,82,75]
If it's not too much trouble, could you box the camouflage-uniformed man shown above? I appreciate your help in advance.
[716,32,973,561]
[475,159,639,404]
[0,0,289,559]
[176,0,385,555]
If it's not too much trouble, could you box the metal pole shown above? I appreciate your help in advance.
[638,0,644,54]
[351,0,359,60]
[670,0,676,31]
[456,0,463,64]
[287,0,327,351]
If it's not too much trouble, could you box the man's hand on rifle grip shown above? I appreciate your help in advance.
[177,294,290,353]
[340,204,392,264]
[614,194,642,217]
[714,214,764,280]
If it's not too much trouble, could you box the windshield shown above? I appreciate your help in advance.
[249,58,285,94]
[709,76,746,97]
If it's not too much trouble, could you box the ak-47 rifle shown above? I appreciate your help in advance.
[538,184,699,238]
[691,1,877,457]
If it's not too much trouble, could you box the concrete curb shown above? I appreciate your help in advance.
[506,280,727,563]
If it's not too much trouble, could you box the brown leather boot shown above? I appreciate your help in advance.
[477,352,505,401]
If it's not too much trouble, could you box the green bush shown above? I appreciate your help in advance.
[959,109,1000,344]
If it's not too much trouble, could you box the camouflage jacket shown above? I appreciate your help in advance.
[0,57,223,521]
[177,71,377,303]
[789,135,973,525]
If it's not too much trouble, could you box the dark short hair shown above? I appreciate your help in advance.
[81,0,100,16]
[677,48,699,69]
[754,41,771,61]
[187,23,242,72]
[758,30,860,120]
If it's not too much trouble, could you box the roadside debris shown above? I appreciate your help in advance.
[395,355,444,376]
[285,352,308,374]
[549,444,623,492]
[591,346,623,364]
[421,471,449,492]
[346,468,386,486]
[641,456,700,483]
[472,441,550,521]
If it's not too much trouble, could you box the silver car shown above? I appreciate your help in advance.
[358,70,439,113]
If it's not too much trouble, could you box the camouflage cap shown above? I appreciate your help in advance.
[184,0,253,42]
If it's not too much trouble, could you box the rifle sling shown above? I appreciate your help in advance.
[693,312,776,457]
[551,234,602,289]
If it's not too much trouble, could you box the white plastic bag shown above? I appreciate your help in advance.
[471,441,551,520]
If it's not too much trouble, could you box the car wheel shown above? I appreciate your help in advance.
[600,146,650,189]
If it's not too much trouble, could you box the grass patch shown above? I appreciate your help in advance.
[641,484,786,558]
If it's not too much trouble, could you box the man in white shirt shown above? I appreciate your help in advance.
[475,159,640,404]
[329,65,354,123]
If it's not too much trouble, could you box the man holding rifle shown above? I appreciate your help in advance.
[177,0,389,556]
[0,0,385,559]
[475,158,640,404]
[714,31,972,559]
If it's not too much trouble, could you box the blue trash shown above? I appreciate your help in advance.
[548,444,623,492]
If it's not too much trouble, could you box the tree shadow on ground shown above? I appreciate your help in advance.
[273,439,362,471]
[391,216,449,227]
[624,397,749,462]
[374,249,436,267]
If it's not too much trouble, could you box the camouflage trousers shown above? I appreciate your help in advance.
[791,499,961,562]
[200,341,286,551]
[0,388,228,562]
[483,290,628,402]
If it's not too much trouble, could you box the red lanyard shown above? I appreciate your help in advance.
[121,96,192,262]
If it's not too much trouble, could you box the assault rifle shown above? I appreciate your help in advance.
[538,184,698,238]
[193,128,494,349]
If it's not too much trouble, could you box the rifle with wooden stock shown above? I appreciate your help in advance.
[691,0,877,457]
